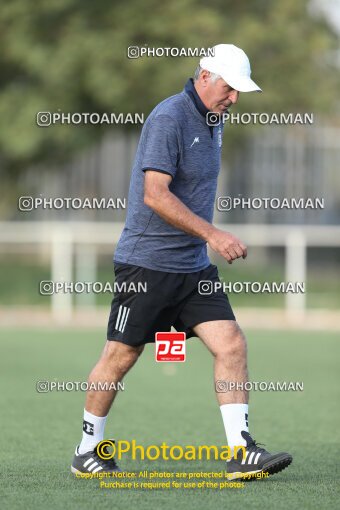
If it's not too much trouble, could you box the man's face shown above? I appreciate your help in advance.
[196,71,239,113]
[206,77,239,113]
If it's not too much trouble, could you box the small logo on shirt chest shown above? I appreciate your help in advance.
[217,126,222,148]
[190,136,200,147]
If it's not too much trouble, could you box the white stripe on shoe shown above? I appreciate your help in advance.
[241,451,250,465]
[254,452,262,464]
[87,462,98,471]
[83,458,94,468]
[248,452,256,464]
[92,466,103,473]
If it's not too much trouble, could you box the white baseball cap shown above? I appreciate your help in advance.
[200,44,262,93]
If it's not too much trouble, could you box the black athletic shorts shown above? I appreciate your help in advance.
[107,262,235,347]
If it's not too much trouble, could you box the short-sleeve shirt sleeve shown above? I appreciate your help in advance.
[141,115,180,178]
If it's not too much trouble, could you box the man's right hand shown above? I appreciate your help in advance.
[207,228,247,264]
[144,172,248,265]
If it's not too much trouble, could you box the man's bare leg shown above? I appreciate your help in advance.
[78,340,144,453]
[193,320,248,404]
[86,340,144,416]
[193,319,293,477]
[193,320,249,448]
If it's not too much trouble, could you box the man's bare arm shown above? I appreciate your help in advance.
[144,170,247,264]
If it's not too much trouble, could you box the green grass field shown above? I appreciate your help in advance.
[1,328,339,510]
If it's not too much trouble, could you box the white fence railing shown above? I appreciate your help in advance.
[1,222,339,323]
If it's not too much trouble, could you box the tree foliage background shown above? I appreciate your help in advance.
[0,0,339,176]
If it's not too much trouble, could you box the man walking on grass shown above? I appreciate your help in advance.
[71,44,292,480]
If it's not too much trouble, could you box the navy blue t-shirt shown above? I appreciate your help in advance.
[114,81,224,272]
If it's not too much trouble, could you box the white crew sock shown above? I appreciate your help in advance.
[78,409,108,454]
[220,403,249,449]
